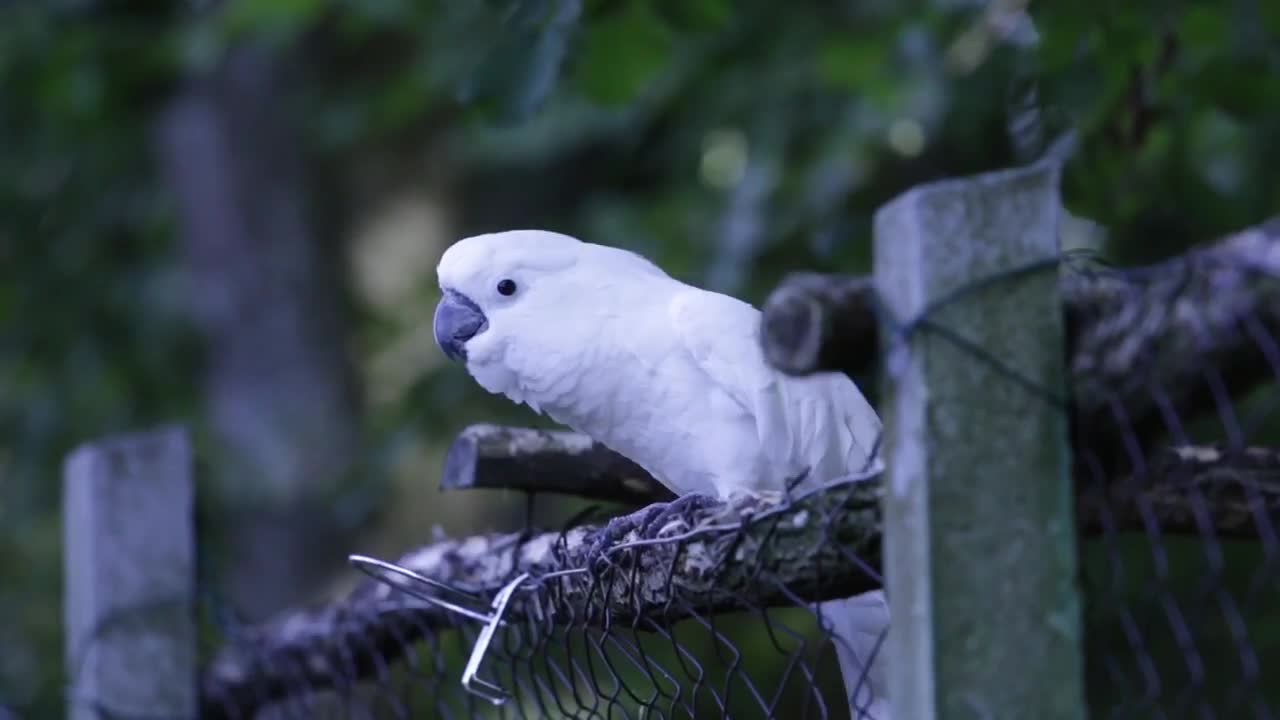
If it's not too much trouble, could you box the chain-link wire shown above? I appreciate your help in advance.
[1069,221,1280,720]
[61,219,1280,719]
[194,474,884,720]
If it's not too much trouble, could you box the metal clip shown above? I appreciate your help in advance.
[349,554,537,703]
[461,572,529,705]
[348,554,505,626]
[349,554,589,703]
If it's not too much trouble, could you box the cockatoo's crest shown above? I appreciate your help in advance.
[437,229,667,297]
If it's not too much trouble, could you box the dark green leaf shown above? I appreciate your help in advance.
[572,2,671,105]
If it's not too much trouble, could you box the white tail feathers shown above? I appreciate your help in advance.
[825,590,891,720]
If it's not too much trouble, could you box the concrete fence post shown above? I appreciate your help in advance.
[874,162,1085,718]
[63,425,197,719]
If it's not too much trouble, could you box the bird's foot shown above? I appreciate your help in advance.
[637,492,720,539]
[586,504,665,571]
[583,494,723,571]
[586,512,634,568]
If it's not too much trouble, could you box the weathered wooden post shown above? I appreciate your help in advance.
[874,163,1084,718]
[63,426,197,719]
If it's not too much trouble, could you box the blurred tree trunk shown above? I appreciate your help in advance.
[154,45,362,621]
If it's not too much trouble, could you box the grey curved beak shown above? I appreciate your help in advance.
[434,290,488,362]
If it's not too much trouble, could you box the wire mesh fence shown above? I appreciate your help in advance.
[1069,220,1280,719]
[63,193,1280,718]
[200,478,883,719]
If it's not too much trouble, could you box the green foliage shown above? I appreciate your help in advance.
[2,0,1279,715]
[573,2,672,105]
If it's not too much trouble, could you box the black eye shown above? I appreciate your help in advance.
[496,278,517,296]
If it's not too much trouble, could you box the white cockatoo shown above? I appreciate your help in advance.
[433,229,890,719]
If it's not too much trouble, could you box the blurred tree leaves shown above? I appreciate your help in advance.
[573,1,671,105]
[223,0,328,41]
[456,0,581,123]
[652,0,732,33]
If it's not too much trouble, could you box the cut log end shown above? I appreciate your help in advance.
[440,423,674,505]
[761,285,827,376]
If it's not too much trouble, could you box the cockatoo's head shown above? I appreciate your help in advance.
[433,229,669,400]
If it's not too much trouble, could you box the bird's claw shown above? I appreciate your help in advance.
[584,513,640,571]
[637,492,718,539]
[583,493,720,572]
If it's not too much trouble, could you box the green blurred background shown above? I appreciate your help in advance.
[2,0,1279,716]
